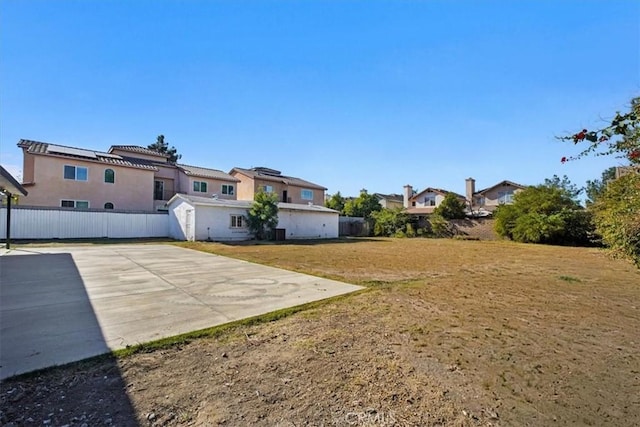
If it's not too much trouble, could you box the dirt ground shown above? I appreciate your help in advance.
[1,238,639,426]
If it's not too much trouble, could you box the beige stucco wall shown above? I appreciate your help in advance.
[380,199,404,210]
[413,192,446,208]
[20,155,155,211]
[480,185,523,209]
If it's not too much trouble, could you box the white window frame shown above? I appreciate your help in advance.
[222,184,234,195]
[301,189,314,200]
[64,165,88,181]
[193,181,208,193]
[424,195,436,206]
[61,199,90,209]
[230,214,244,228]
[263,185,273,193]
[497,190,514,204]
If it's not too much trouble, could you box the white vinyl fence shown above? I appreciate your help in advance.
[0,207,169,239]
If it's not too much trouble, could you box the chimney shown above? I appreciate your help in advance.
[403,185,413,208]
[465,178,475,206]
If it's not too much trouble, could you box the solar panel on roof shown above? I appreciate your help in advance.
[47,144,97,159]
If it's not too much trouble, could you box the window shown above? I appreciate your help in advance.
[104,169,115,183]
[222,184,234,195]
[263,185,273,193]
[475,196,485,206]
[61,200,89,209]
[104,202,114,209]
[424,195,436,206]
[497,190,514,204]
[64,165,88,181]
[193,181,208,193]
[154,180,165,200]
[230,215,244,228]
[301,189,314,200]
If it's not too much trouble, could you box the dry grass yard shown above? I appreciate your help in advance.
[2,238,639,426]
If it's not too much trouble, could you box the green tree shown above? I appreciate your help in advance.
[543,174,582,199]
[433,193,466,219]
[494,181,594,246]
[148,134,182,163]
[585,167,616,205]
[343,189,382,218]
[371,207,410,237]
[591,172,640,266]
[246,190,279,240]
[325,191,346,212]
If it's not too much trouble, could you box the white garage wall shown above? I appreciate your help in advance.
[277,209,339,239]
[168,199,192,241]
[194,205,251,241]
[0,207,169,239]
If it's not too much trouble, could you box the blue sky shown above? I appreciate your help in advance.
[1,0,638,198]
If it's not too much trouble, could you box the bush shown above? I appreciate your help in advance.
[494,183,595,246]
[433,193,467,219]
[591,172,640,266]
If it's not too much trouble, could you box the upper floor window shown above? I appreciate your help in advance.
[497,190,514,204]
[301,189,314,200]
[61,200,89,209]
[424,195,436,206]
[222,184,234,195]
[230,215,244,228]
[64,165,88,181]
[104,202,114,209]
[193,181,208,193]
[104,169,115,183]
[475,196,485,206]
[263,185,273,193]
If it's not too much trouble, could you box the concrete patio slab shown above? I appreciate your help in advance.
[0,244,362,380]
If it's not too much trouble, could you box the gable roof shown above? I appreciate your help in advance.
[168,193,338,213]
[374,193,404,203]
[108,145,171,159]
[0,165,28,196]
[410,187,465,201]
[17,139,158,171]
[475,180,527,195]
[230,166,327,190]
[177,164,239,182]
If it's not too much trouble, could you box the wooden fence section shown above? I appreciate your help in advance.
[0,207,169,240]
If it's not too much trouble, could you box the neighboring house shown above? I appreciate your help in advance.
[167,193,339,241]
[402,185,466,215]
[374,193,404,210]
[17,140,238,212]
[465,178,526,212]
[230,167,327,205]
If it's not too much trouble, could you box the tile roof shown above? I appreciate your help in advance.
[230,167,327,190]
[177,164,239,182]
[475,180,527,195]
[108,145,171,158]
[17,139,158,171]
[374,193,404,202]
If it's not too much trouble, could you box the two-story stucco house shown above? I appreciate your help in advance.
[401,178,526,218]
[17,140,239,212]
[465,177,526,212]
[402,185,466,215]
[230,167,327,206]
